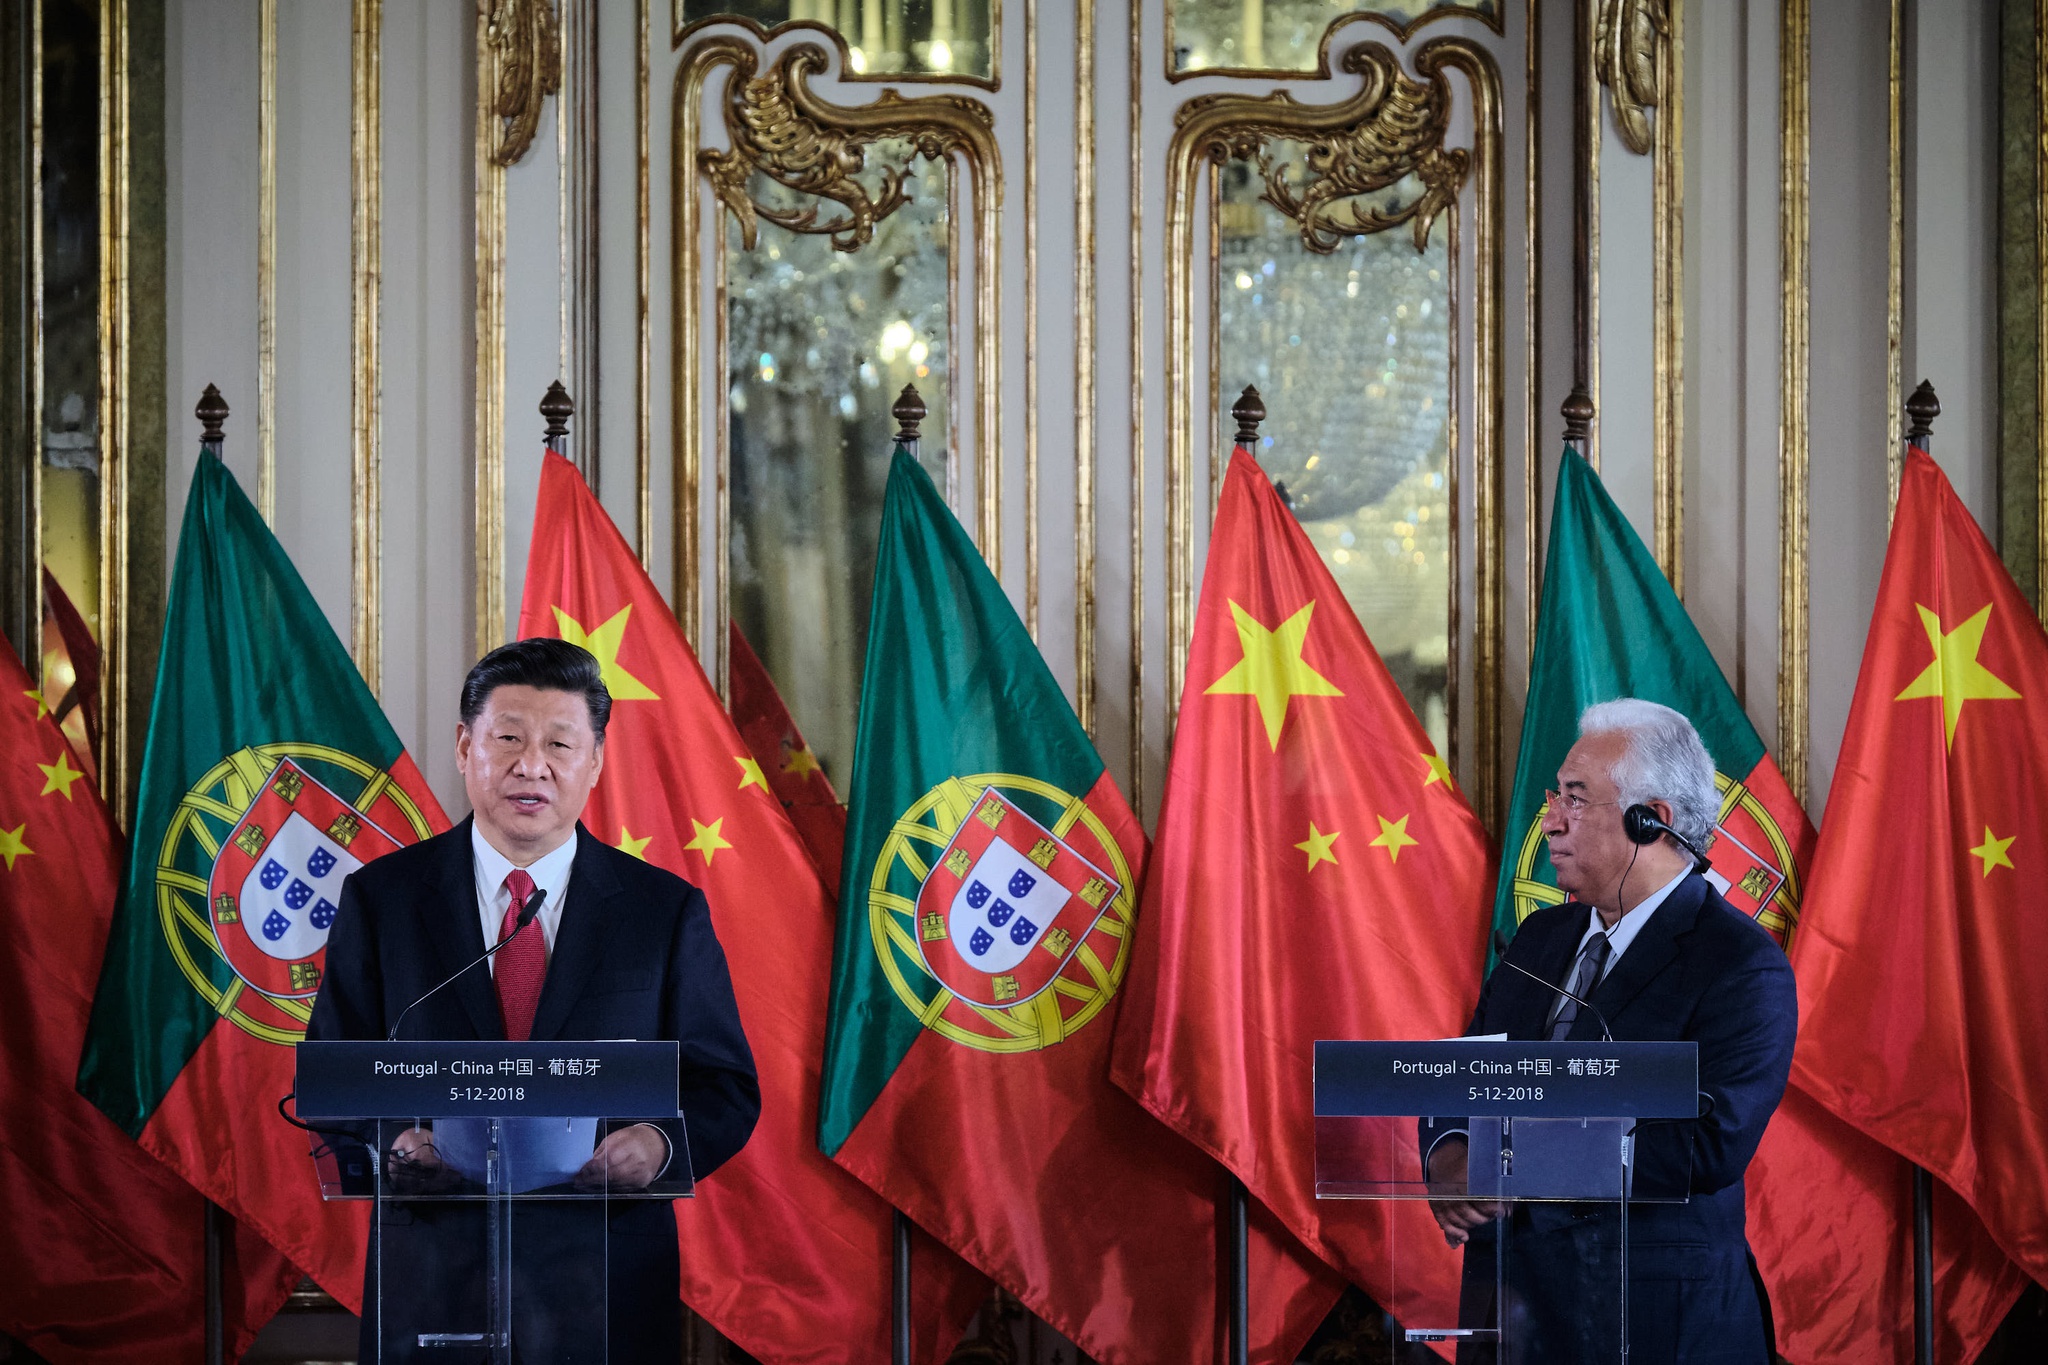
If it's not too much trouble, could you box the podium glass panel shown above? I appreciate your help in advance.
[1313,1041,1700,1364]
[295,1040,691,1365]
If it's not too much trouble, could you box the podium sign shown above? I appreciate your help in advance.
[295,1040,689,1363]
[1313,1039,1700,1362]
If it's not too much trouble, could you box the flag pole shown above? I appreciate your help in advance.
[196,383,231,1365]
[1903,377,1940,1365]
[542,379,575,463]
[1224,387,1266,1365]
[888,384,927,1365]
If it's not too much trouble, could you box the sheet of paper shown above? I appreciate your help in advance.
[432,1117,600,1191]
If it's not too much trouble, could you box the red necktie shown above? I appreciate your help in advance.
[494,868,547,1041]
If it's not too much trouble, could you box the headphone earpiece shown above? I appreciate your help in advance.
[1622,804,1664,845]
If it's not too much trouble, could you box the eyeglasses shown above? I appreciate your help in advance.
[1543,788,1617,821]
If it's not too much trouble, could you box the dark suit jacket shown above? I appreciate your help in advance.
[1439,872,1796,1364]
[307,818,760,1362]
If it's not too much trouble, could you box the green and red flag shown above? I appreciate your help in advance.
[729,620,847,891]
[518,451,988,1365]
[1510,446,2023,1362]
[0,636,297,1362]
[819,448,1343,1365]
[1789,448,2047,1312]
[1110,447,1490,1335]
[75,449,450,1311]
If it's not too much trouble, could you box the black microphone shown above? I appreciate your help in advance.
[386,888,548,1042]
[1491,928,1615,1042]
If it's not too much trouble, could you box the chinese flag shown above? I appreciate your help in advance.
[1790,448,2045,1309]
[728,621,847,891]
[518,452,988,1365]
[0,636,298,1361]
[1109,447,1484,1335]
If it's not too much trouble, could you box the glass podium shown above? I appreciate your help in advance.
[295,1040,692,1364]
[1314,1040,1700,1363]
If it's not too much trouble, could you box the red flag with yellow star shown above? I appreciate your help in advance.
[1109,448,1491,1334]
[728,621,846,891]
[1791,447,2048,1290]
[0,638,299,1361]
[517,451,989,1365]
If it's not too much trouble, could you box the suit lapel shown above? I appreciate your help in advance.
[417,817,505,1040]
[1576,872,1707,1036]
[528,825,623,1042]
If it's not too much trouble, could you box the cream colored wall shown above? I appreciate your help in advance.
[159,0,2016,832]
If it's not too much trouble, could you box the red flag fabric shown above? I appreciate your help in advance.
[518,451,989,1365]
[1790,448,2048,1299]
[1109,448,1484,1334]
[0,638,298,1362]
[728,621,848,891]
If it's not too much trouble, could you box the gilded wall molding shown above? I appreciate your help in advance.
[1162,5,1503,84]
[257,0,276,523]
[1778,0,1811,801]
[1127,0,1144,806]
[1161,38,1505,818]
[482,0,563,167]
[99,0,134,814]
[670,12,1004,92]
[1650,0,1682,591]
[1073,0,1096,732]
[1594,0,1664,155]
[352,0,382,695]
[673,36,1003,679]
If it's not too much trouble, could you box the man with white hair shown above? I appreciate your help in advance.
[1426,698,1797,1362]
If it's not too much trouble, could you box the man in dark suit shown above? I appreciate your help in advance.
[309,637,759,1362]
[1425,699,1797,1364]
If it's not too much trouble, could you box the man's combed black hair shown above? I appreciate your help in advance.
[460,637,613,740]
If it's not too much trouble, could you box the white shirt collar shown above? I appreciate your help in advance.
[471,822,577,953]
[1577,864,1692,967]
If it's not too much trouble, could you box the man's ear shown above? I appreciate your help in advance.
[454,722,472,773]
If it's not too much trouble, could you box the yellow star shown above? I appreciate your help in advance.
[783,745,822,781]
[616,826,652,860]
[735,756,769,792]
[1421,752,1455,788]
[552,605,661,702]
[1369,813,1419,864]
[0,823,31,871]
[1203,600,1344,750]
[23,689,49,719]
[1894,603,2020,749]
[1295,822,1341,872]
[38,750,86,800]
[1969,827,2015,878]
[684,817,733,866]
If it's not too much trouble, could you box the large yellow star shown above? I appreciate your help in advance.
[1203,600,1344,750]
[783,745,822,780]
[1969,827,2015,878]
[1894,603,2020,749]
[1295,822,1341,872]
[1369,813,1419,864]
[23,688,49,719]
[0,822,31,871]
[735,756,769,792]
[1421,752,1455,788]
[552,605,661,701]
[684,817,733,866]
[38,750,85,800]
[616,826,653,860]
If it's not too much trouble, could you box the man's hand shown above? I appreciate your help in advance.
[1425,1137,1503,1248]
[385,1127,460,1195]
[575,1124,669,1191]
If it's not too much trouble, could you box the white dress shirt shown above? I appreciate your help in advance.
[471,823,576,972]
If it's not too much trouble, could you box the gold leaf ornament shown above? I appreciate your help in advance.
[481,0,562,167]
[1595,0,1667,156]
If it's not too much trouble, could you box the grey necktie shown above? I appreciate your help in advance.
[1547,932,1613,1040]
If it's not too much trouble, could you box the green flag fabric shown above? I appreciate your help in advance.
[76,449,447,1306]
[1496,447,1809,952]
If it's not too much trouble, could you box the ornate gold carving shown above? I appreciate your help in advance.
[1177,45,1469,256]
[1595,0,1667,156]
[701,47,995,254]
[480,0,562,168]
[1780,0,1811,802]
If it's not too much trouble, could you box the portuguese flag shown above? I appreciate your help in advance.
[1508,447,2020,1362]
[819,448,1342,1365]
[518,451,989,1365]
[76,449,449,1310]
